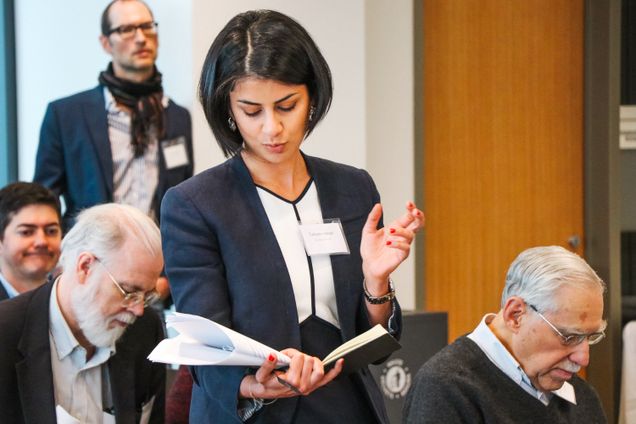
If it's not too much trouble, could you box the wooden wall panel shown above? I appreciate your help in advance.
[423,0,584,341]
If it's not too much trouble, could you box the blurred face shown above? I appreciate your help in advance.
[230,78,311,167]
[514,285,605,392]
[0,204,61,288]
[72,239,163,347]
[100,0,158,81]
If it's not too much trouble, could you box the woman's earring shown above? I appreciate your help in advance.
[308,106,315,122]
[228,116,237,131]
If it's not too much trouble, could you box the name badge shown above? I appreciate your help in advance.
[161,136,189,169]
[299,219,350,256]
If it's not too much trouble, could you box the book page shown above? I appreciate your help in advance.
[149,336,267,366]
[322,324,387,364]
[148,312,290,367]
[148,336,231,365]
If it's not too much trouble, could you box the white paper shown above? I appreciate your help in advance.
[148,312,290,367]
[552,382,576,405]
[102,411,116,424]
[55,405,80,424]
[139,396,155,424]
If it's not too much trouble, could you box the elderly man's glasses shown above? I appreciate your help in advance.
[95,257,160,307]
[106,21,158,40]
[528,304,605,346]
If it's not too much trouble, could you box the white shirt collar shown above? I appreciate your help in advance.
[468,313,576,405]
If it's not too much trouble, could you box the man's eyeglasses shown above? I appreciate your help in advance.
[95,257,160,307]
[528,304,605,346]
[106,21,158,40]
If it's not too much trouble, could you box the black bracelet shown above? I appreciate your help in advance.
[363,278,395,304]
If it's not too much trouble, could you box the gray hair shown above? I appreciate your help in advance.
[501,245,606,313]
[60,203,161,270]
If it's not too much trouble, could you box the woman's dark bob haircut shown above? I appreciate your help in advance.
[198,9,333,157]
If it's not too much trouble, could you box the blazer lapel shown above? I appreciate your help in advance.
[155,101,174,211]
[0,282,9,301]
[229,155,302,347]
[307,154,364,342]
[162,100,176,141]
[109,347,137,423]
[16,283,57,423]
[84,86,114,197]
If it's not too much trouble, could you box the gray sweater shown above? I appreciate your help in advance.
[402,337,606,423]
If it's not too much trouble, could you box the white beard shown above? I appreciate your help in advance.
[71,282,137,348]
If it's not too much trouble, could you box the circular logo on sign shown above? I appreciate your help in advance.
[380,358,411,399]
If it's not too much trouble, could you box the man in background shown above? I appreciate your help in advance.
[34,0,193,230]
[403,246,607,423]
[0,203,165,422]
[34,0,193,301]
[0,182,61,301]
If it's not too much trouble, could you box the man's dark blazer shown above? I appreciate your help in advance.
[161,153,401,423]
[0,281,166,423]
[34,85,193,230]
[0,281,9,301]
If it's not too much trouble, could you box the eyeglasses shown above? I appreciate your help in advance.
[95,257,160,307]
[528,304,605,346]
[106,21,158,40]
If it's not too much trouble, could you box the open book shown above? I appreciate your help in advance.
[323,323,401,374]
[148,312,400,374]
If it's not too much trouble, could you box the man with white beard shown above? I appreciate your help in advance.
[403,246,609,423]
[0,203,165,423]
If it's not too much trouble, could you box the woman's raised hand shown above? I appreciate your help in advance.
[360,201,424,285]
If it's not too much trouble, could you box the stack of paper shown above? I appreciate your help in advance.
[148,312,291,367]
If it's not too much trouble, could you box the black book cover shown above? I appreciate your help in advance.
[323,324,401,375]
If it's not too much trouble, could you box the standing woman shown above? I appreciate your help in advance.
[161,9,424,424]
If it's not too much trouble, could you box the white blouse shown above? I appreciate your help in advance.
[256,181,340,328]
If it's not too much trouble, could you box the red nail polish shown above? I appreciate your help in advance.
[268,354,276,362]
[386,241,392,246]
[389,228,396,234]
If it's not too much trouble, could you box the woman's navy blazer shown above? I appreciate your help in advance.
[161,153,401,423]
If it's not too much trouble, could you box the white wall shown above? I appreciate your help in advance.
[365,1,415,309]
[15,0,192,180]
[15,0,416,309]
